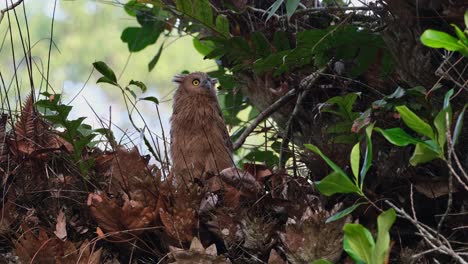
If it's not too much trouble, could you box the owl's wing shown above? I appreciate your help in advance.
[215,102,233,152]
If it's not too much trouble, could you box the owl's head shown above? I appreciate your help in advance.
[173,72,218,95]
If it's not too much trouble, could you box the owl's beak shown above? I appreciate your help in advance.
[201,79,212,89]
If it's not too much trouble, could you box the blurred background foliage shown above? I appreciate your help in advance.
[0,0,217,155]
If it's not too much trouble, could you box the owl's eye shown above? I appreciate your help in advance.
[192,79,200,86]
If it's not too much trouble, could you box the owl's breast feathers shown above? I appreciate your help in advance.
[170,92,233,179]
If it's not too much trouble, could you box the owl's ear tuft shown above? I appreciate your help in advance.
[172,74,187,84]
[210,78,218,85]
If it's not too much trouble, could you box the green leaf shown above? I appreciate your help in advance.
[193,38,216,56]
[451,24,468,46]
[343,223,375,263]
[453,104,467,146]
[443,89,454,109]
[372,208,396,264]
[148,44,164,71]
[96,77,118,86]
[304,144,349,179]
[216,15,230,37]
[359,124,373,187]
[316,172,361,196]
[194,0,213,26]
[273,31,291,51]
[251,32,271,58]
[121,22,164,52]
[409,142,440,166]
[420,29,464,51]
[285,0,300,18]
[175,0,193,14]
[124,0,148,16]
[376,127,423,146]
[129,80,147,92]
[93,61,117,83]
[434,107,451,148]
[396,105,435,140]
[140,96,160,105]
[465,10,468,29]
[326,202,367,223]
[125,88,137,99]
[350,142,360,181]
[266,0,283,21]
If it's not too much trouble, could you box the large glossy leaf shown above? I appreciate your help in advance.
[350,142,360,181]
[396,105,435,140]
[451,24,468,46]
[420,29,464,51]
[434,107,451,149]
[375,127,423,146]
[343,224,375,264]
[372,209,396,264]
[316,172,361,196]
[409,142,440,166]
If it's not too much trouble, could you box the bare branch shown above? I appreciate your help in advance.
[0,0,24,24]
[279,65,329,168]
[232,88,297,150]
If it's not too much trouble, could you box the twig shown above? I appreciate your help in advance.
[386,201,468,264]
[232,88,298,150]
[437,112,453,233]
[279,65,329,168]
[0,0,24,24]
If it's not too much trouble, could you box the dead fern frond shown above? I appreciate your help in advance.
[14,94,38,141]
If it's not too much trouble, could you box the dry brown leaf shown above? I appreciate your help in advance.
[88,192,158,242]
[54,209,67,241]
[0,188,16,235]
[15,225,79,264]
[268,249,286,264]
[169,236,231,264]
[279,205,351,263]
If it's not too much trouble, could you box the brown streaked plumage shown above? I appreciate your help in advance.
[170,72,233,183]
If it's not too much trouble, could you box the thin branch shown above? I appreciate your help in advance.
[232,88,297,150]
[0,0,24,24]
[386,201,468,264]
[279,65,329,168]
[437,112,454,233]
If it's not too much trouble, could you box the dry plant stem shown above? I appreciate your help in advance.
[232,87,298,150]
[0,0,24,24]
[386,200,468,264]
[437,112,453,233]
[279,65,328,168]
